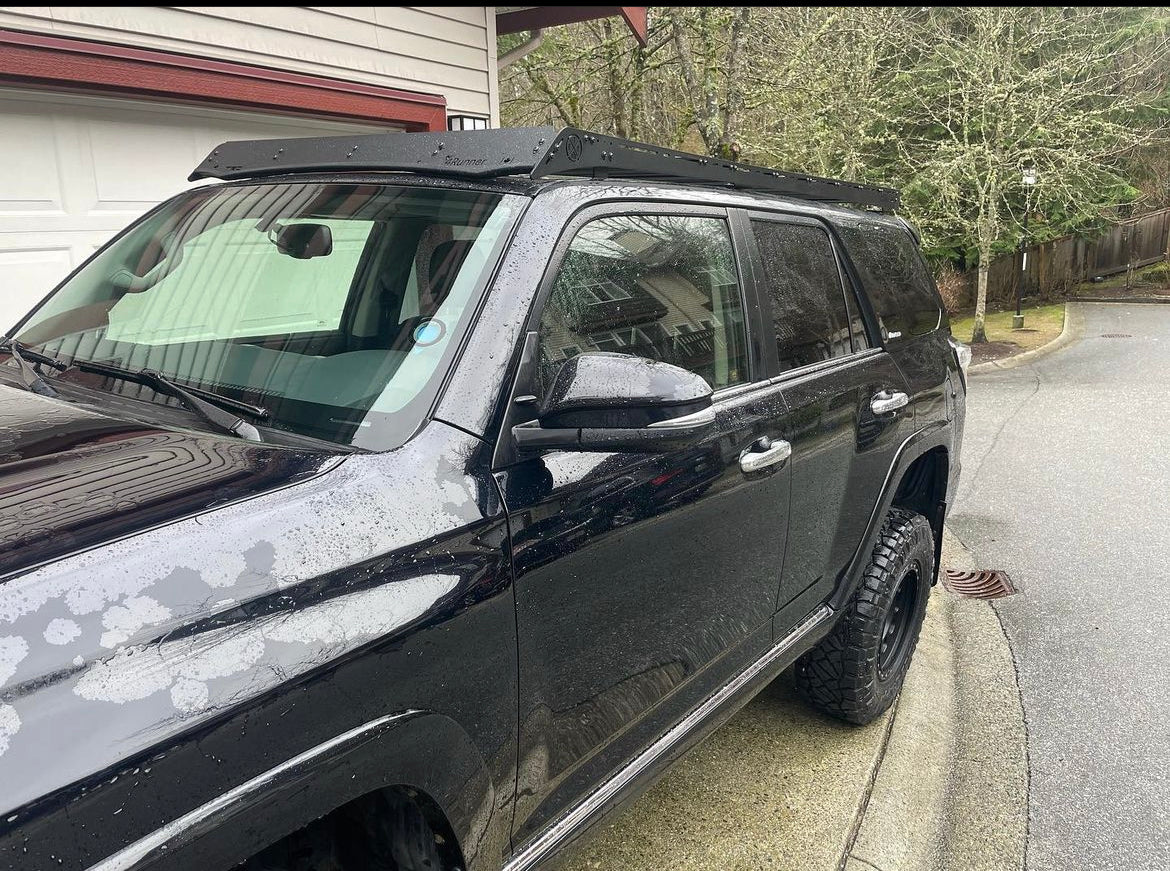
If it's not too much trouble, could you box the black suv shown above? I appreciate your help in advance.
[0,128,966,871]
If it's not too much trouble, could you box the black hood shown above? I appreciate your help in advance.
[0,384,333,577]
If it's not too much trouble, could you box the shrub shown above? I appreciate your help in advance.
[934,264,970,314]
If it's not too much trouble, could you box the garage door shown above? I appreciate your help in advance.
[0,88,386,332]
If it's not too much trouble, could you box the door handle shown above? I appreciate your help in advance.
[870,390,909,415]
[739,438,792,474]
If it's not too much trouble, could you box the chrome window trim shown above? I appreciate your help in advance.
[503,605,835,871]
[646,407,717,429]
[710,347,883,405]
[710,379,768,403]
[767,347,883,385]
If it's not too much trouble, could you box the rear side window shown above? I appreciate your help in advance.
[538,214,749,391]
[750,220,855,372]
[835,220,941,340]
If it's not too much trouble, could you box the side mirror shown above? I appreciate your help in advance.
[513,353,715,453]
[270,222,333,259]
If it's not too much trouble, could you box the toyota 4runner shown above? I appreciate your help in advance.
[0,127,967,871]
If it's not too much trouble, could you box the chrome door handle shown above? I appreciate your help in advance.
[870,390,909,415]
[739,439,792,473]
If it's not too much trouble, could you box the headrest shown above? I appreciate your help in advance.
[429,240,474,294]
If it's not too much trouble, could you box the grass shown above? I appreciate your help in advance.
[1073,260,1170,296]
[950,301,1066,351]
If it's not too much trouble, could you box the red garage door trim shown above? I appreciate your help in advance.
[0,28,448,130]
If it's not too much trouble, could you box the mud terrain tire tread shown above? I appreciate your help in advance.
[794,508,934,725]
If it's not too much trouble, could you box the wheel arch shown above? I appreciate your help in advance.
[891,444,949,583]
[830,425,953,611]
[103,711,502,871]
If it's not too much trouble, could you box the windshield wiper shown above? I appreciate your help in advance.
[0,338,65,398]
[74,361,266,442]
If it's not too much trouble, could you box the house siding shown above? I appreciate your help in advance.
[0,6,499,123]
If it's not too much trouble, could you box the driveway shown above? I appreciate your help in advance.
[951,303,1170,870]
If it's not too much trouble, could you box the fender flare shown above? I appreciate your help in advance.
[90,710,504,871]
[830,422,952,612]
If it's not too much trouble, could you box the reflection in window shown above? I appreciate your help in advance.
[751,221,854,371]
[539,214,748,391]
[835,220,941,340]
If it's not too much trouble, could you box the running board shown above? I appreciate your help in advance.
[503,605,835,871]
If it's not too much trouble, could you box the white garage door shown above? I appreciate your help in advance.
[0,88,386,332]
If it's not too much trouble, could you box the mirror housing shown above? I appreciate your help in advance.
[513,353,715,453]
[270,222,333,259]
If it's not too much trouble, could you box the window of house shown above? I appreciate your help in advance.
[834,219,942,340]
[750,220,855,372]
[538,214,748,391]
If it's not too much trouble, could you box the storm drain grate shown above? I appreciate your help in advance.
[1100,333,1132,338]
[941,568,1017,599]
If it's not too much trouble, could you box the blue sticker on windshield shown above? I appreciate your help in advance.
[413,319,445,347]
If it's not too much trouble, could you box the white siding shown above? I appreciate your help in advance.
[0,88,382,330]
[0,6,498,120]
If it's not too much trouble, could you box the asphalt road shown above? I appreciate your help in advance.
[950,303,1170,871]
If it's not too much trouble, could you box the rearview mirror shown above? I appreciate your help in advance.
[513,353,715,453]
[270,222,333,259]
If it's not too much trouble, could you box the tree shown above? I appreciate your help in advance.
[890,7,1168,341]
[669,6,753,158]
[501,7,1170,334]
[499,12,679,143]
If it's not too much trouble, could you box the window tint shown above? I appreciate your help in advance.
[750,221,853,371]
[539,214,748,391]
[835,220,941,339]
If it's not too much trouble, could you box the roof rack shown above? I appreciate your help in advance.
[189,126,900,211]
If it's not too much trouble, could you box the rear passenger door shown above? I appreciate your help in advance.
[737,212,913,620]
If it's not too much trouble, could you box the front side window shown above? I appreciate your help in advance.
[538,214,748,392]
[751,220,855,371]
[15,182,523,450]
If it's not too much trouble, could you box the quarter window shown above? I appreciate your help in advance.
[538,214,749,391]
[750,221,854,372]
[835,219,941,340]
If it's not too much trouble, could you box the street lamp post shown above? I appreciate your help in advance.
[1015,166,1039,329]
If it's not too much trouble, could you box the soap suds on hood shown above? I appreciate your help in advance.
[44,618,82,646]
[0,636,29,689]
[0,704,19,757]
[73,574,457,715]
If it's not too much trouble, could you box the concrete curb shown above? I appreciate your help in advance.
[969,301,1079,375]
[1071,295,1170,304]
[843,585,955,871]
[843,529,1029,871]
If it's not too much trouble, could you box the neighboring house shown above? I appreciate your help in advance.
[0,5,646,329]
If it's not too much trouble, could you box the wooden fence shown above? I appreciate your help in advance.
[951,208,1170,310]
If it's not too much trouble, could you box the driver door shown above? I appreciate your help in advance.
[497,205,794,848]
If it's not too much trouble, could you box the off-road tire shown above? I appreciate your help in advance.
[794,508,934,725]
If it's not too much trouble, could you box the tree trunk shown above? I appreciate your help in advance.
[601,19,628,138]
[972,185,998,344]
[972,250,990,343]
[718,7,751,159]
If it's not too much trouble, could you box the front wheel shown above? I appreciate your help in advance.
[794,508,934,725]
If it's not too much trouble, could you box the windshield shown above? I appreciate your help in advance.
[13,182,523,450]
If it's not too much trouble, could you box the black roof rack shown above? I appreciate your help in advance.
[190,126,899,211]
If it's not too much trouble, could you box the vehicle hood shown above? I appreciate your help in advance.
[0,412,494,836]
[0,383,332,577]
